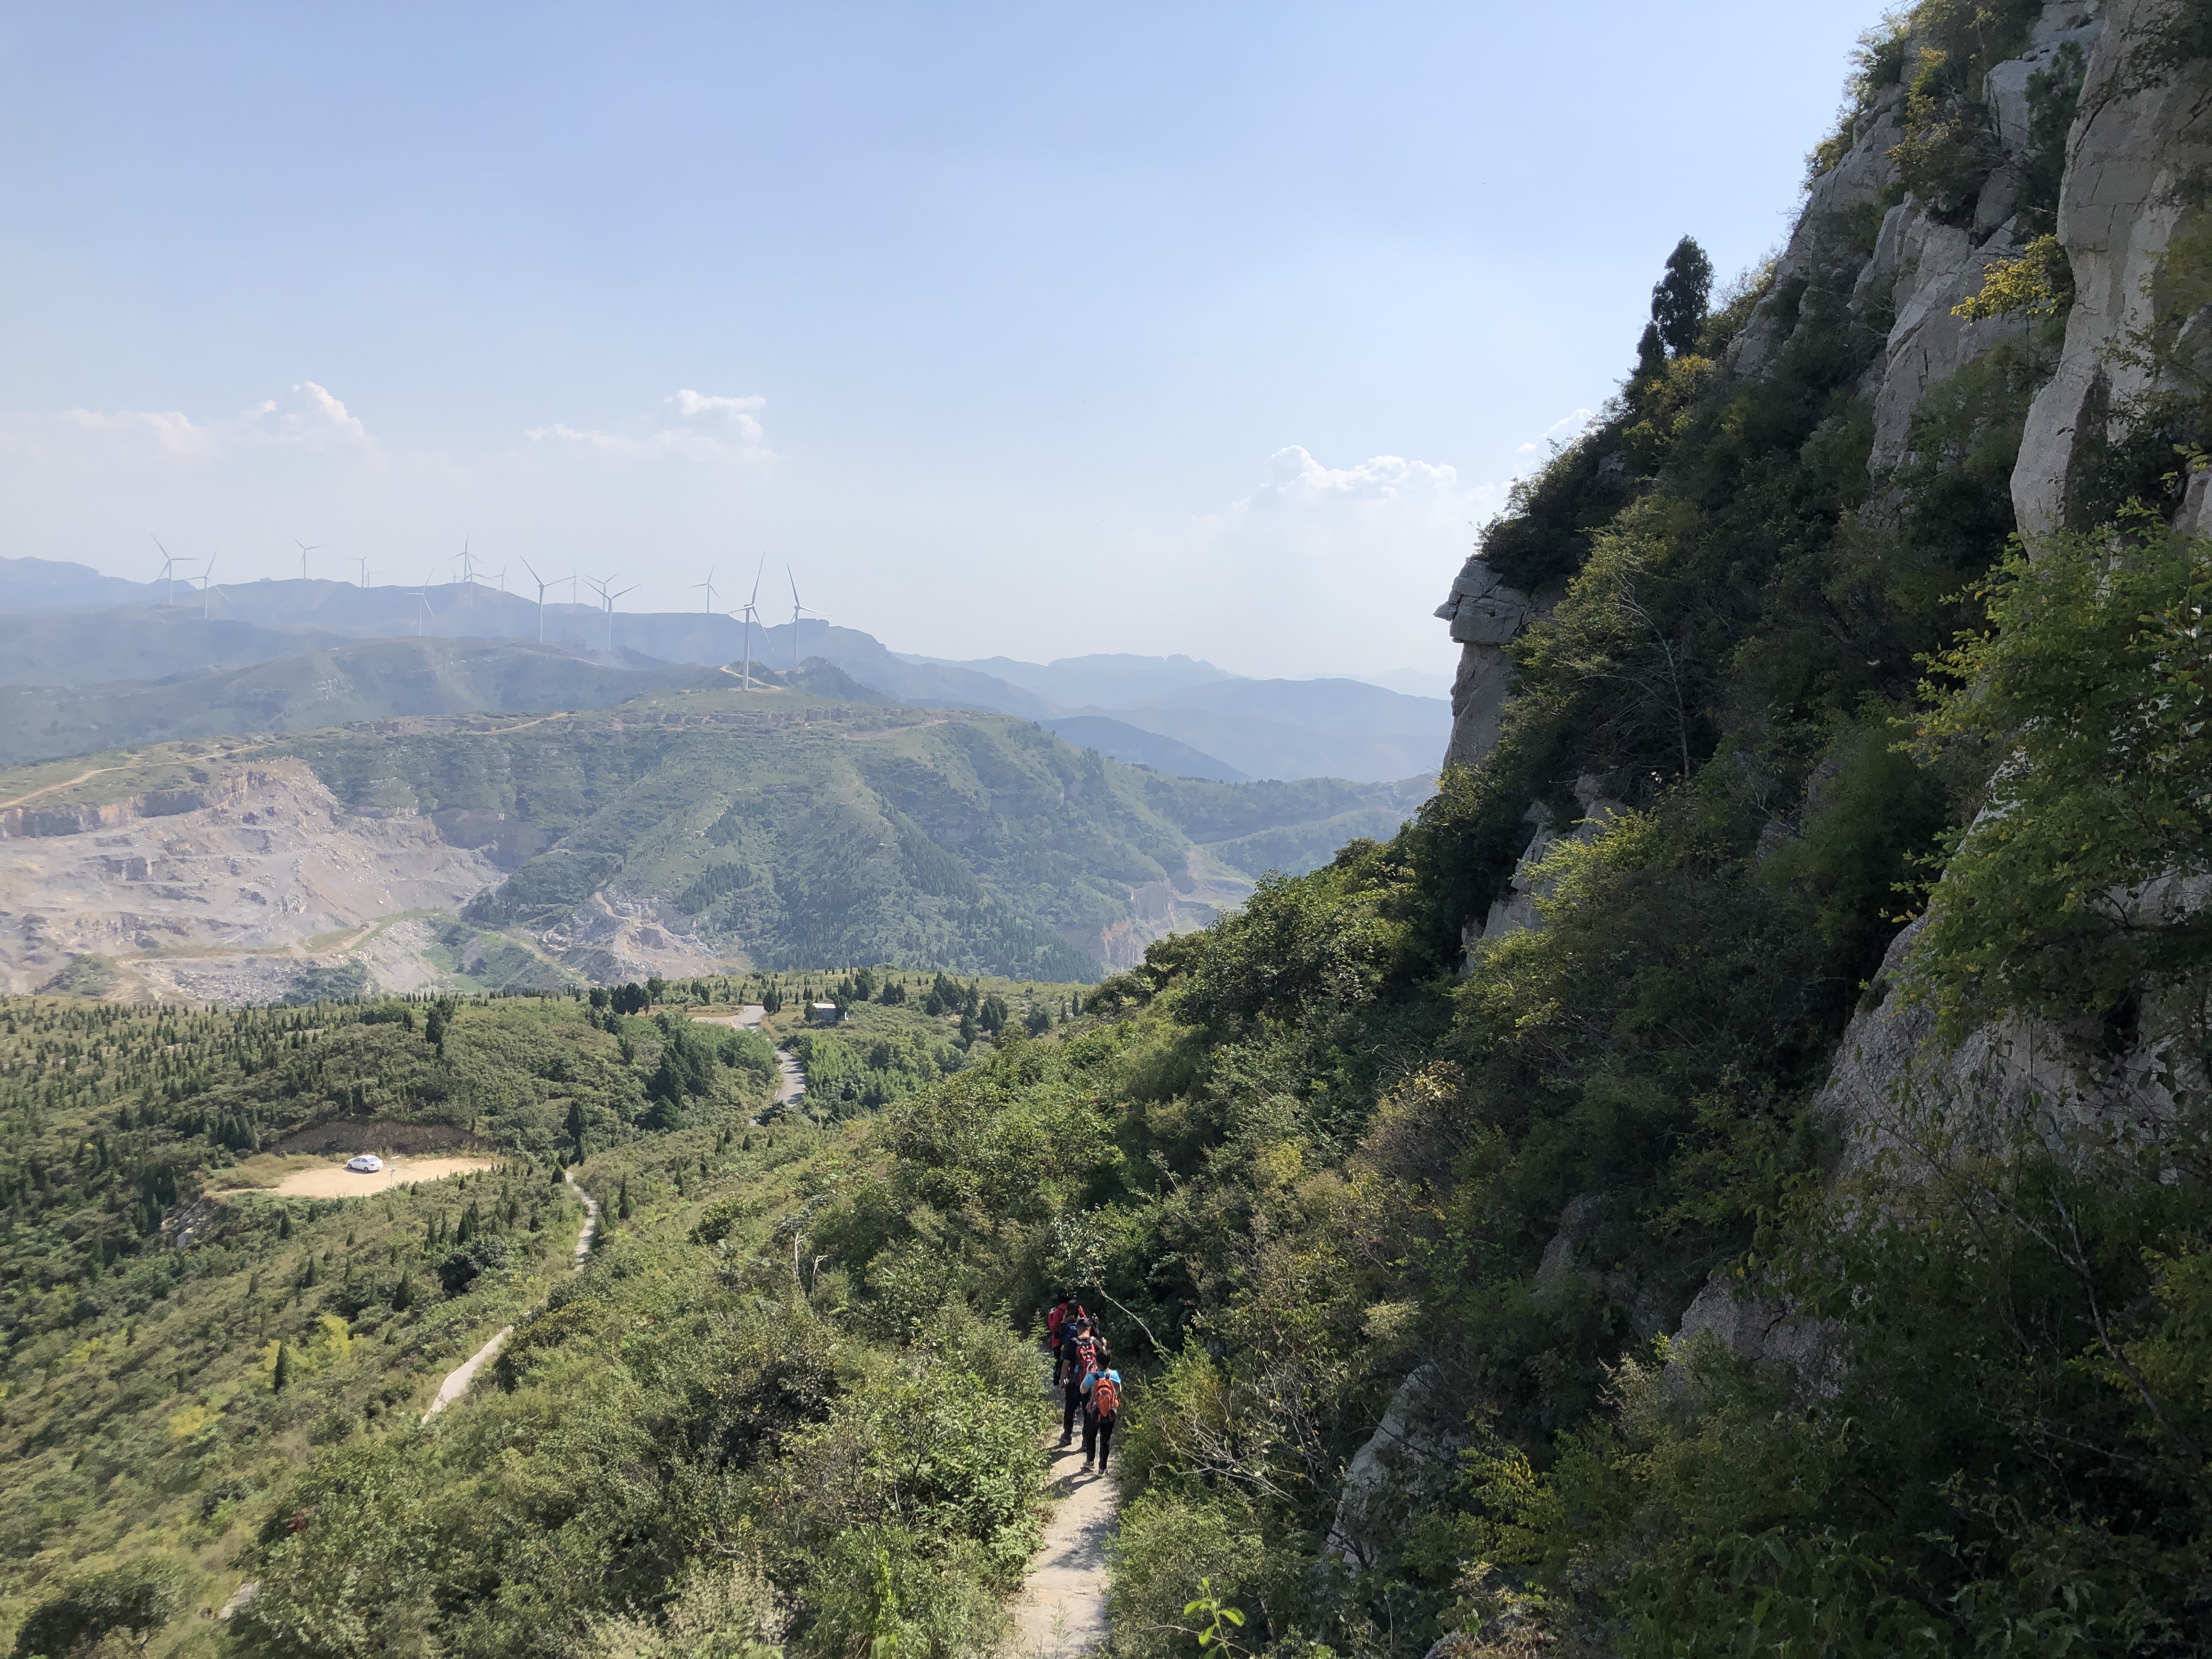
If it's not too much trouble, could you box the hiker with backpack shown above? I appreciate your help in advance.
[1081,1361,1122,1471]
[1060,1317,1100,1445]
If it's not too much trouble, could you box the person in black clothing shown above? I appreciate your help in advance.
[1082,1363,1121,1471]
[1060,1319,1098,1445]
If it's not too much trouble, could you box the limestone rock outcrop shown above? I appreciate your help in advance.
[2013,0,2212,535]
[1443,0,2212,1384]
[1324,1364,1458,1567]
[1457,776,1627,968]
[1433,557,1544,769]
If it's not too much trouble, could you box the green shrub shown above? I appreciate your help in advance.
[1911,518,2212,1036]
[10,1558,191,1659]
[1105,1491,1268,1659]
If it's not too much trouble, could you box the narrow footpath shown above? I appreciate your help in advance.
[421,1168,600,1423]
[1012,1370,1119,1657]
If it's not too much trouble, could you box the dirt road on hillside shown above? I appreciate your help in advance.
[693,1005,805,1113]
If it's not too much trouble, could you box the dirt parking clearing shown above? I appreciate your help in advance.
[234,1156,500,1198]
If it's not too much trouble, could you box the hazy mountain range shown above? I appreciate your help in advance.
[0,556,1452,782]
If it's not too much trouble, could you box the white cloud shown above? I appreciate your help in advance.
[526,388,771,458]
[1171,445,1498,675]
[49,381,371,462]
[1201,445,1508,544]
[1250,445,1460,506]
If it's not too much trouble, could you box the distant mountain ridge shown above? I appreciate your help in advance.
[0,636,721,766]
[0,556,1449,783]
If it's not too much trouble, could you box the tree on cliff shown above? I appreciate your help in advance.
[1650,234,1713,356]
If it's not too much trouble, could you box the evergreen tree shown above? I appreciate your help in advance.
[1650,234,1713,357]
[270,1343,290,1391]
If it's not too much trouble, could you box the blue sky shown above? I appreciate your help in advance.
[0,2,1883,683]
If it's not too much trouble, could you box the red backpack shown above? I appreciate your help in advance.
[1091,1373,1120,1420]
[1072,1334,1098,1375]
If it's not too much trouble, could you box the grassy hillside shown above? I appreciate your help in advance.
[0,610,348,690]
[0,980,1077,1658]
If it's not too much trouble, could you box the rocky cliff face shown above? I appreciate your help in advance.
[1438,0,2212,776]
[1432,560,1546,770]
[1427,0,2212,1361]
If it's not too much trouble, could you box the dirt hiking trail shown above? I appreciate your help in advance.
[1012,1376,1119,1657]
[421,1170,599,1423]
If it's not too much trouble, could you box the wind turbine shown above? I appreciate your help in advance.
[198,554,226,622]
[735,556,766,689]
[691,566,718,613]
[594,578,638,653]
[407,570,436,637]
[787,565,824,672]
[151,537,198,608]
[454,538,479,586]
[523,560,552,642]
[493,563,509,594]
[354,554,370,588]
[295,538,323,581]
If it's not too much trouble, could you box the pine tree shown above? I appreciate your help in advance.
[271,1343,291,1391]
[1650,235,1713,358]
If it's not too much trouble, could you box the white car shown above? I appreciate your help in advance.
[345,1154,385,1174]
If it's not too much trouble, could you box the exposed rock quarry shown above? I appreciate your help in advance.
[542,885,726,984]
[0,765,506,1000]
[1064,846,1254,972]
[0,758,737,1000]
[0,760,503,1000]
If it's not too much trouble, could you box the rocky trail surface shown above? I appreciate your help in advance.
[421,1170,599,1424]
[1013,1370,1119,1657]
